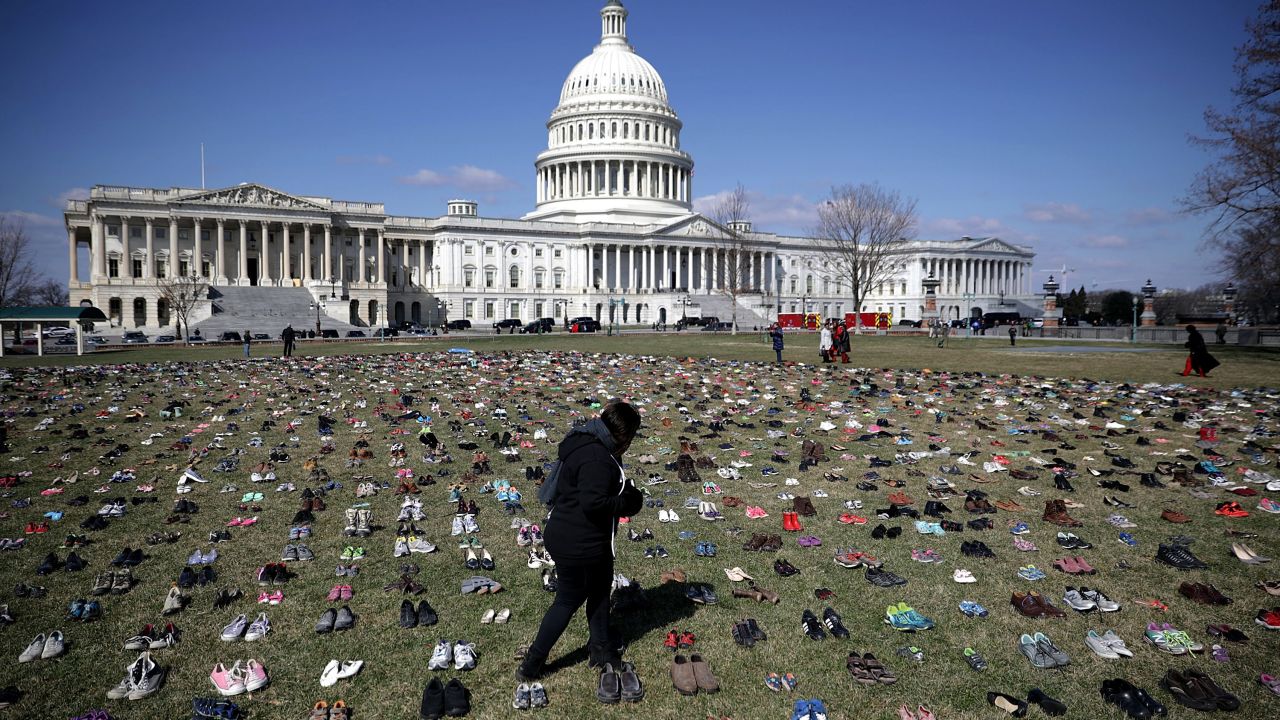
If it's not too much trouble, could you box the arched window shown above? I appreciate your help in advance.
[611,122,617,138]
[588,124,594,139]
[623,124,628,139]
[644,124,650,141]
[578,123,583,139]
[508,265,521,289]
[805,276,814,294]
[599,122,605,137]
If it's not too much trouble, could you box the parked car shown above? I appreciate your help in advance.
[319,329,339,339]
[218,331,242,343]
[345,330,367,338]
[373,327,398,338]
[186,333,207,343]
[520,318,555,334]
[153,335,177,344]
[86,335,108,346]
[948,319,968,329]
[493,318,523,331]
[54,336,77,346]
[403,324,430,335]
[569,316,600,332]
[121,331,149,344]
[701,321,734,332]
[1031,318,1045,328]
[43,326,75,337]
[445,319,472,331]
[897,319,922,328]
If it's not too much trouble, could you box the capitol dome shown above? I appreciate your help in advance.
[525,0,694,224]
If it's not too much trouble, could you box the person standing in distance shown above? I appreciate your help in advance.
[242,329,251,359]
[281,325,295,358]
[769,322,785,363]
[518,400,644,681]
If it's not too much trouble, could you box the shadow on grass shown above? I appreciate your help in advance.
[542,580,698,674]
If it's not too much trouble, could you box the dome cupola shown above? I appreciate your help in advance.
[525,0,694,224]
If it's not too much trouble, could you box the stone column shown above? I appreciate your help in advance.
[376,229,385,286]
[168,219,178,279]
[91,215,104,278]
[119,218,132,279]
[215,220,225,283]
[238,222,248,285]
[191,219,202,278]
[67,228,78,283]
[1042,277,1061,329]
[144,219,154,279]
[357,230,366,285]
[256,221,269,285]
[281,223,291,285]
[302,224,312,282]
[323,225,332,283]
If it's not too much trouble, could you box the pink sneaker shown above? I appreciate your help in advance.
[242,659,269,691]
[257,592,271,604]
[326,585,342,602]
[240,516,258,527]
[340,585,353,601]
[227,517,244,527]
[210,661,246,696]
[267,590,283,605]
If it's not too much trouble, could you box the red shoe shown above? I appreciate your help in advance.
[663,629,678,651]
[678,631,695,649]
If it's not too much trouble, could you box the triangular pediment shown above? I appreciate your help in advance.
[173,184,328,211]
[964,236,1024,254]
[653,213,736,240]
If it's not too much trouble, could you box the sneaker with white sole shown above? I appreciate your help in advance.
[428,640,453,670]
[210,661,246,696]
[242,659,269,692]
[220,614,247,641]
[453,641,477,670]
[245,612,271,641]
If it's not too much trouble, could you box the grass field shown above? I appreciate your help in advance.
[0,334,1277,720]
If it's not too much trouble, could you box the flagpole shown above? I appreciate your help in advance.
[200,143,206,189]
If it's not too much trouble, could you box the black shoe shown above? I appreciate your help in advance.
[65,552,87,572]
[314,608,337,633]
[334,605,356,631]
[417,600,438,626]
[1027,688,1068,717]
[822,607,850,638]
[515,657,545,682]
[886,526,902,539]
[871,524,887,540]
[36,553,59,575]
[112,547,131,567]
[443,678,470,717]
[596,663,622,704]
[126,548,144,567]
[988,691,1029,717]
[177,566,196,589]
[399,599,418,628]
[199,566,216,586]
[801,609,826,640]
[420,677,446,720]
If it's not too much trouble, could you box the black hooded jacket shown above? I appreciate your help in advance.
[543,432,643,564]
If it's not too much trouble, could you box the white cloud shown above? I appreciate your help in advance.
[48,187,89,208]
[1024,202,1092,224]
[921,215,1026,242]
[693,189,818,232]
[336,154,393,167]
[1123,206,1174,226]
[398,165,516,192]
[0,210,61,227]
[1083,234,1129,248]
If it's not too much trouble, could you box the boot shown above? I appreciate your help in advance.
[355,509,372,537]
[1182,356,1193,376]
[732,587,764,602]
[343,508,358,537]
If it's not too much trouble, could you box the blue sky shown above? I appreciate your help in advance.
[0,0,1257,292]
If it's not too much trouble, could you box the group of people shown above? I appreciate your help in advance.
[818,319,852,363]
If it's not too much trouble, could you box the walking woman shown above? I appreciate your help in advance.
[819,321,833,363]
[1182,325,1220,378]
[518,400,643,680]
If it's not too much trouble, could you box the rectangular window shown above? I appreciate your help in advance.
[178,230,189,241]
[534,248,544,257]
[509,302,520,318]
[107,258,119,278]
[108,225,119,237]
[484,301,495,319]
[553,272,563,289]
[534,272,544,289]
[553,248,562,258]
[178,260,190,276]
[131,259,143,277]
[464,269,475,287]
[202,230,211,242]
[464,300,475,318]
[202,260,211,277]
[535,302,544,317]
[485,270,495,288]
[464,245,474,255]
[484,246,494,256]
[155,261,166,278]
[130,227,142,239]
[155,228,166,240]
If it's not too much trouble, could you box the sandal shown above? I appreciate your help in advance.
[863,652,897,685]
[845,653,877,686]
[309,701,329,720]
[328,700,349,720]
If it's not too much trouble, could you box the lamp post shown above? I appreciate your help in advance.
[961,291,975,335]
[309,299,325,337]
[329,275,338,301]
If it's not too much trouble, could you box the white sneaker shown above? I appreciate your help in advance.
[18,633,45,663]
[666,510,680,523]
[453,641,477,670]
[428,641,453,670]
[450,516,464,536]
[657,509,671,523]
[952,568,976,584]
[463,515,480,534]
[319,659,341,687]
[957,454,976,466]
[785,478,800,486]
[245,612,271,641]
[1017,486,1042,496]
[334,660,362,681]
[183,468,208,483]
[527,549,544,569]
[982,462,1006,473]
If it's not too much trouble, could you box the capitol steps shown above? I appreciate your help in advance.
[192,286,360,338]
[685,293,774,329]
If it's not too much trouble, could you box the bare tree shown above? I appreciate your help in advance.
[1185,1,1280,309]
[0,218,42,309]
[31,279,68,307]
[704,183,753,335]
[156,274,208,342]
[812,183,917,332]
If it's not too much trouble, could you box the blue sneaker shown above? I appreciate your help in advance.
[1009,522,1030,535]
[959,600,989,617]
[677,530,696,540]
[808,698,829,720]
[790,699,812,720]
[1118,532,1137,547]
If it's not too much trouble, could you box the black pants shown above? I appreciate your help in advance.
[774,349,783,363]
[524,557,615,669]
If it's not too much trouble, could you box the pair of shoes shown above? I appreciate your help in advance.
[208,659,269,695]
[596,662,643,704]
[105,651,167,701]
[789,697,831,720]
[314,606,356,633]
[399,599,438,628]
[319,660,363,688]
[511,681,549,710]
[670,653,719,695]
[420,677,470,718]
[428,640,477,670]
[1019,632,1069,668]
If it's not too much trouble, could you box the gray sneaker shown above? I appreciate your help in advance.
[1062,587,1096,612]
[245,612,271,642]
[127,653,165,700]
[1019,633,1056,668]
[220,614,247,641]
[1085,630,1120,659]
[40,630,64,659]
[409,537,437,554]
[106,652,150,700]
[18,633,45,663]
[295,544,315,562]
[513,682,532,710]
[281,544,299,562]
[394,537,410,557]
[1033,632,1069,666]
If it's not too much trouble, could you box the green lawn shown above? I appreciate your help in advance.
[0,337,1277,720]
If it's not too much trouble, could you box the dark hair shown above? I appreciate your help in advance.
[601,399,641,447]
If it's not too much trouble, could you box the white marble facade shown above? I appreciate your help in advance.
[64,1,1034,331]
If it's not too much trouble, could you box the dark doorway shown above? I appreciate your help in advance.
[247,258,259,286]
